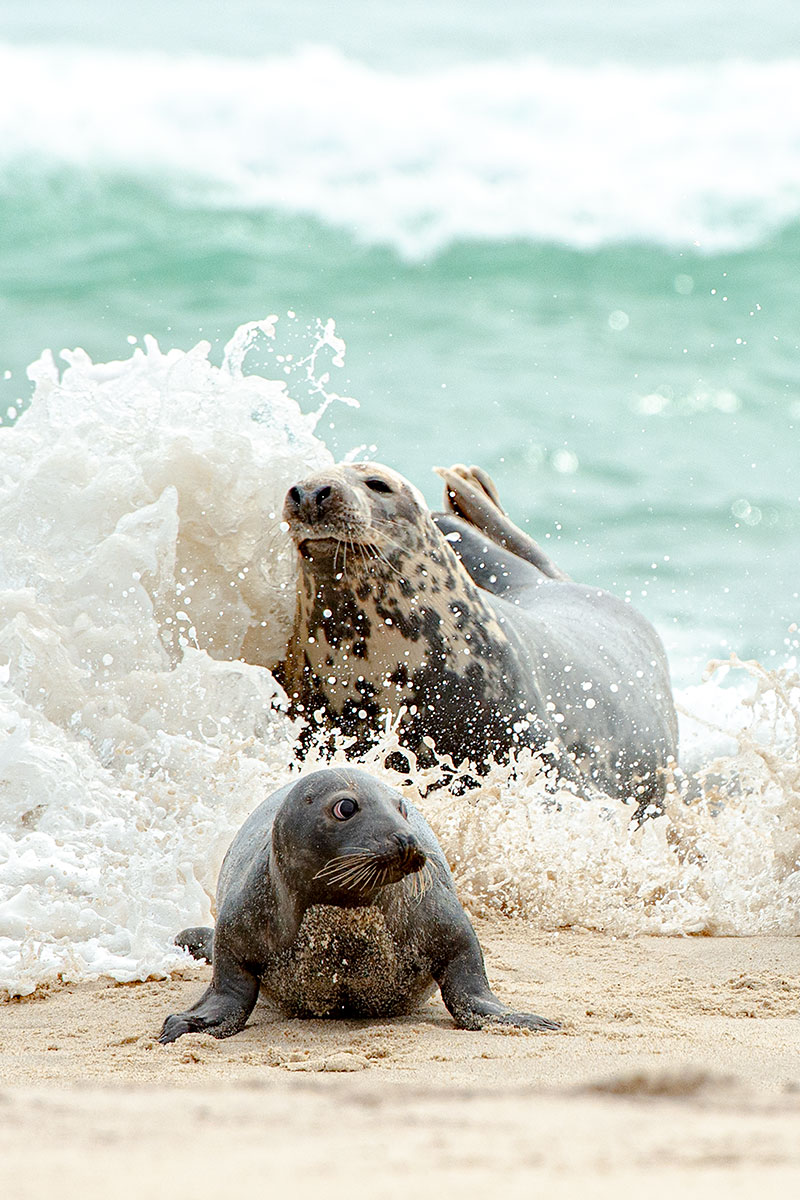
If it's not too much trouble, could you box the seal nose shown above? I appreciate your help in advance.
[392,831,426,873]
[285,481,334,522]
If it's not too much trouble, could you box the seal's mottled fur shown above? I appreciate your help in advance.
[281,462,678,809]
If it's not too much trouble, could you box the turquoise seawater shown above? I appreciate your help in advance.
[1,1,798,683]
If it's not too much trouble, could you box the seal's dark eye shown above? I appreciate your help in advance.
[332,797,359,820]
[365,478,392,494]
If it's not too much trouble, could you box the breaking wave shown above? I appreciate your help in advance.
[2,42,800,257]
[0,323,797,996]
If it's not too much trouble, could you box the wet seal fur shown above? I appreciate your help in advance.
[278,461,678,812]
[159,768,558,1041]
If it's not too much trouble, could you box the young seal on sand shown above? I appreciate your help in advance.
[159,768,558,1041]
[279,461,678,811]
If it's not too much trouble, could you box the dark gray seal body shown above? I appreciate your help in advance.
[279,461,678,812]
[159,768,558,1041]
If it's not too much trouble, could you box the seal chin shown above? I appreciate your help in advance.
[296,533,383,563]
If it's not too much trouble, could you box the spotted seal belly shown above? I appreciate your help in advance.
[277,461,678,811]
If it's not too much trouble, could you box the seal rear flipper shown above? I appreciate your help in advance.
[438,462,506,513]
[159,956,260,1044]
[175,925,214,963]
[434,464,570,582]
[434,919,560,1033]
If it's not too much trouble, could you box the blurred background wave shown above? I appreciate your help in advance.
[1,0,798,681]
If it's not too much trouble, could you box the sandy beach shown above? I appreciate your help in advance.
[3,919,798,1198]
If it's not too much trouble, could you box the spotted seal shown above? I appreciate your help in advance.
[277,460,677,811]
[159,768,558,1040]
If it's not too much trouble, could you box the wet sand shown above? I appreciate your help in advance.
[2,921,799,1197]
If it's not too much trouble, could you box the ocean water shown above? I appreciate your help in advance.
[0,2,798,994]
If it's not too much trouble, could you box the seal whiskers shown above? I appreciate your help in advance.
[313,832,426,893]
[405,858,437,907]
[313,852,382,889]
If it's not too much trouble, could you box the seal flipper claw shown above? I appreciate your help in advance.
[438,462,505,512]
[446,1000,561,1033]
[158,1006,250,1044]
[485,1011,561,1032]
[467,464,505,511]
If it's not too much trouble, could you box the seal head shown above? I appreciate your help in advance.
[272,768,426,906]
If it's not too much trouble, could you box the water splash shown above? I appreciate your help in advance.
[0,328,797,996]
[0,322,342,994]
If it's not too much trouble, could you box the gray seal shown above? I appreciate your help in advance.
[279,461,678,813]
[159,768,558,1041]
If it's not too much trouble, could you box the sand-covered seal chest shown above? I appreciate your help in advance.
[266,904,435,1019]
[159,768,559,1041]
[280,461,678,808]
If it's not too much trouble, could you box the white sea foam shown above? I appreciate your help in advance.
[424,657,800,938]
[0,319,340,994]
[2,42,800,256]
[0,326,797,996]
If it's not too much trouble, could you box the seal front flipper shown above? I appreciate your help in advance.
[175,925,214,963]
[159,952,259,1044]
[432,903,560,1033]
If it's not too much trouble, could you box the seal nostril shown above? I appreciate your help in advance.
[314,485,332,509]
[393,831,423,867]
[287,485,303,509]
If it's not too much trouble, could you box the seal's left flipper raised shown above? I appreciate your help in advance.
[440,462,506,513]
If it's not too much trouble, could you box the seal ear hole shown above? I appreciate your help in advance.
[398,800,409,820]
[365,478,393,494]
[332,797,359,821]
